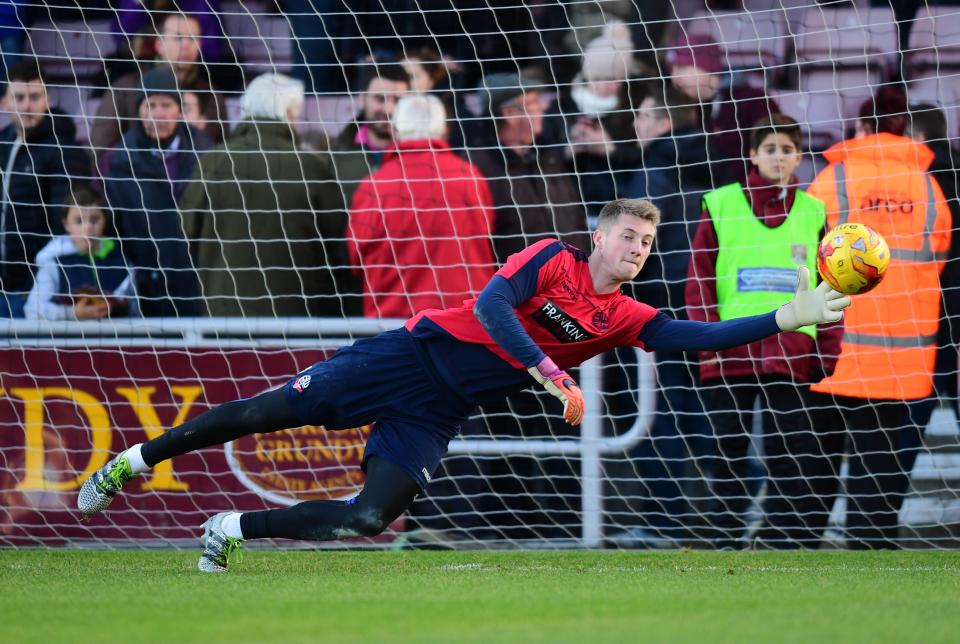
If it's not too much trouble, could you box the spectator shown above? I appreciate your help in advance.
[113,0,225,68]
[663,32,780,185]
[91,12,225,157]
[900,104,960,512]
[468,72,590,264]
[687,115,842,549]
[401,47,471,151]
[25,186,137,320]
[347,93,495,318]
[0,60,90,318]
[401,48,449,94]
[180,73,355,317]
[625,85,716,313]
[905,103,960,406]
[103,67,208,317]
[455,72,589,542]
[806,86,952,549]
[539,22,642,219]
[610,85,716,546]
[181,91,208,132]
[557,1,658,80]
[327,62,409,208]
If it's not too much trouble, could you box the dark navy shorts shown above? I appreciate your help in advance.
[284,328,474,490]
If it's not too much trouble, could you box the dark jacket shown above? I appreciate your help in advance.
[103,121,211,316]
[466,143,589,265]
[685,169,843,384]
[927,140,960,390]
[622,127,717,315]
[0,109,90,293]
[180,120,357,317]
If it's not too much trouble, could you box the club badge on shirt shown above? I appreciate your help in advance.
[293,374,312,393]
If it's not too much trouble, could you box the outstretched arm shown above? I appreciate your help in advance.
[641,266,851,351]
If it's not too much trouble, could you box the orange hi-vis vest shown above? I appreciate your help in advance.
[807,133,952,400]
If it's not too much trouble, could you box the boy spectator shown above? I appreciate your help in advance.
[663,33,780,185]
[103,67,209,317]
[0,60,89,317]
[180,73,355,317]
[91,12,224,156]
[687,115,842,549]
[25,186,136,320]
[347,93,495,318]
[327,62,410,208]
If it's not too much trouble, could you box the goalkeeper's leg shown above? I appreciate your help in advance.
[78,387,299,517]
[198,456,420,572]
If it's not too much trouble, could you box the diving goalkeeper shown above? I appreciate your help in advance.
[78,198,850,572]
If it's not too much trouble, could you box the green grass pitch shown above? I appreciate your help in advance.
[2,550,959,643]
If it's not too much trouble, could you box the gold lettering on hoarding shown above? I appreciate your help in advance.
[2,385,201,492]
[231,424,372,501]
[8,387,111,491]
[115,386,201,491]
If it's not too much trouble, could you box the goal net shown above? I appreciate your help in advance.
[0,0,958,550]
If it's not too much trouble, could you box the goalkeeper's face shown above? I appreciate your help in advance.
[592,214,655,284]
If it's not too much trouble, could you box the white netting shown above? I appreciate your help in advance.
[0,0,957,549]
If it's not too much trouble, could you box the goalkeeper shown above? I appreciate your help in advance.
[77,198,850,572]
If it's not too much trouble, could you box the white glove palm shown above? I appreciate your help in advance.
[775,266,852,332]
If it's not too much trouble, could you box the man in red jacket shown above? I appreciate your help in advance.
[347,93,497,319]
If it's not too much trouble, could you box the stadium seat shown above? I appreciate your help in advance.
[794,8,898,126]
[795,7,899,73]
[681,9,787,73]
[799,67,879,122]
[26,20,116,80]
[906,6,960,74]
[771,89,846,150]
[221,7,293,73]
[742,0,810,36]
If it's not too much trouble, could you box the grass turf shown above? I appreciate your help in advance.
[1,550,959,643]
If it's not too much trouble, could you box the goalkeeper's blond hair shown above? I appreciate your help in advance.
[597,198,661,230]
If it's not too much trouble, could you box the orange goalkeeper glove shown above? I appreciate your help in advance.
[528,356,585,426]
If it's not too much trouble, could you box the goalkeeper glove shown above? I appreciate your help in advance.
[775,266,852,332]
[528,356,585,426]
